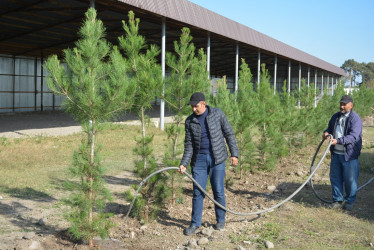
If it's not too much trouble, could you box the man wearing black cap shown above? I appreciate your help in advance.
[322,94,362,211]
[179,92,239,235]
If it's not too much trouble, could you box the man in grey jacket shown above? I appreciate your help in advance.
[323,94,362,211]
[179,92,239,235]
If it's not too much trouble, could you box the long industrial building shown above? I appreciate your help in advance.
[0,0,345,127]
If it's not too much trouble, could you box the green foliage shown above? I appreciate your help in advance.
[0,137,10,153]
[212,59,374,176]
[163,27,211,115]
[351,84,374,117]
[229,228,251,244]
[128,138,170,221]
[118,11,162,114]
[255,222,280,242]
[361,62,374,87]
[341,59,374,88]
[64,139,114,241]
[211,72,255,177]
[341,59,362,87]
[44,8,135,245]
[118,11,167,221]
[161,27,211,203]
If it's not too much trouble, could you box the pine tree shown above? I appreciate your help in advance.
[235,60,258,176]
[254,65,286,170]
[210,76,239,185]
[161,27,211,203]
[44,8,136,246]
[118,11,167,221]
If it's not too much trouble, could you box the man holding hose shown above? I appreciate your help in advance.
[323,94,362,211]
[179,92,239,235]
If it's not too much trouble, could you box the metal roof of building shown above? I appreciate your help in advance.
[119,0,345,76]
[0,0,345,76]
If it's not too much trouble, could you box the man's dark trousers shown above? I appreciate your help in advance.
[330,153,359,204]
[191,153,226,227]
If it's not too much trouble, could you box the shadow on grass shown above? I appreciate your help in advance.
[0,202,41,231]
[105,200,129,215]
[0,186,55,202]
[0,201,61,237]
[156,210,191,229]
[103,175,139,186]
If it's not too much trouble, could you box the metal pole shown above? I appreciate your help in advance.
[207,32,210,79]
[160,17,166,130]
[235,43,239,92]
[257,50,260,87]
[298,63,301,108]
[41,50,44,112]
[12,56,15,112]
[274,55,277,95]
[34,57,37,111]
[90,0,95,8]
[307,66,310,88]
[288,60,291,93]
[314,69,317,107]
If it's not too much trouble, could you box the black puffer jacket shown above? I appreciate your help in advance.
[180,105,239,168]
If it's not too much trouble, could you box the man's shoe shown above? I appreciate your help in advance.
[214,221,225,230]
[184,225,199,236]
[329,201,343,209]
[344,203,353,211]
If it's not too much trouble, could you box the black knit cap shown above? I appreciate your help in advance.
[188,92,205,106]
[340,95,353,104]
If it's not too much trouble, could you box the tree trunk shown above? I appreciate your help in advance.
[171,117,182,204]
[88,119,95,248]
[172,119,181,159]
[141,106,147,169]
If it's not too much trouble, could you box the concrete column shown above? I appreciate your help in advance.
[288,60,291,93]
[257,50,261,86]
[90,0,95,8]
[332,76,334,96]
[321,72,324,95]
[298,63,301,108]
[235,43,239,92]
[327,73,330,95]
[12,56,15,112]
[274,55,277,95]
[307,66,310,88]
[160,17,166,130]
[314,69,317,107]
[41,50,44,111]
[207,32,210,78]
[34,57,37,111]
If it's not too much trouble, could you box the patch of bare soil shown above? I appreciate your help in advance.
[1,114,373,249]
[1,144,373,250]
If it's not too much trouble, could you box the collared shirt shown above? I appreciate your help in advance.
[324,110,362,161]
[334,111,350,154]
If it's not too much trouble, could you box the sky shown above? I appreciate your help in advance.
[188,0,374,68]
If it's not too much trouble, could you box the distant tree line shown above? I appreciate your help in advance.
[341,59,374,88]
